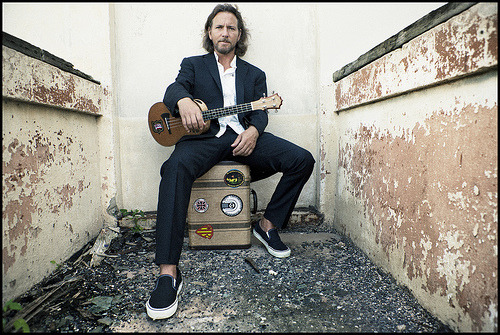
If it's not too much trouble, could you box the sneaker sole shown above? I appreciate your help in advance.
[146,281,183,320]
[253,229,291,258]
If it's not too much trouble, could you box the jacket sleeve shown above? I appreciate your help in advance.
[242,69,268,135]
[162,58,195,117]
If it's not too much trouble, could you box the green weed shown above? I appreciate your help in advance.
[120,209,146,232]
[3,300,30,333]
[50,260,61,269]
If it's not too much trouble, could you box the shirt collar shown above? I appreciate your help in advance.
[214,53,237,71]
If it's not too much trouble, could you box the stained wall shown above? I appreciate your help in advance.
[326,3,497,332]
[3,2,496,331]
[2,45,117,303]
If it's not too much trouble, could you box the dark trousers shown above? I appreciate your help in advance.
[155,128,315,265]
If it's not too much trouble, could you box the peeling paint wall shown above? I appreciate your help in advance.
[328,3,497,332]
[2,45,117,304]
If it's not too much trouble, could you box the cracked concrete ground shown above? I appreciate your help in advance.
[17,219,453,333]
[106,230,452,333]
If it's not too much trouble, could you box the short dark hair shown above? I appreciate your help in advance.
[202,3,249,57]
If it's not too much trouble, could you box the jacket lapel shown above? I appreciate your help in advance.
[204,53,222,94]
[235,57,247,105]
[205,54,247,106]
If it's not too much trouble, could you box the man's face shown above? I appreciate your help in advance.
[208,12,241,56]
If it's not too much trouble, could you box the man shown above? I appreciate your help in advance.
[146,4,315,320]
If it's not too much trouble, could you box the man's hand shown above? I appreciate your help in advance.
[177,97,206,133]
[231,126,259,156]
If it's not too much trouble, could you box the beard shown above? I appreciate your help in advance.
[214,39,236,55]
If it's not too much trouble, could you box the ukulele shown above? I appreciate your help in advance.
[148,93,282,146]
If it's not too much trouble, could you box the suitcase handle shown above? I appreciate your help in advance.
[250,189,258,214]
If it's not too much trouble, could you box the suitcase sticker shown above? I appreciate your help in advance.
[221,194,243,217]
[195,224,214,239]
[224,169,245,188]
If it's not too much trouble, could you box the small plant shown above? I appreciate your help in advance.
[50,260,61,269]
[120,209,146,232]
[2,300,30,333]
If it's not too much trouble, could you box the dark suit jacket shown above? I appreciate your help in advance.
[163,53,269,142]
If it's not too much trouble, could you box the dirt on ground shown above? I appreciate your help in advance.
[4,224,453,333]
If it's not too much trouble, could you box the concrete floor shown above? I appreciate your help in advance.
[107,230,452,333]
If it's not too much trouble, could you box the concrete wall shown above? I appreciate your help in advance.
[326,3,497,332]
[2,46,117,303]
[2,3,119,303]
[6,1,489,331]
[112,2,321,212]
[1,3,114,87]
[110,2,444,212]
[2,1,445,214]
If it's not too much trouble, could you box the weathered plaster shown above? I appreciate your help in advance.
[2,46,104,115]
[331,5,497,331]
[1,43,119,304]
[334,3,498,112]
[336,73,497,332]
[334,3,498,331]
[318,83,338,226]
[2,101,102,301]
[2,37,120,303]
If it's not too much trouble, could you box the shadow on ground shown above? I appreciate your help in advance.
[10,225,453,333]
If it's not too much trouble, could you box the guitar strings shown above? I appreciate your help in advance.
[157,103,255,130]
[203,103,252,120]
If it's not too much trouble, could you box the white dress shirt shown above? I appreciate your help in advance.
[214,53,246,138]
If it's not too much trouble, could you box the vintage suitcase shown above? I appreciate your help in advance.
[187,161,254,249]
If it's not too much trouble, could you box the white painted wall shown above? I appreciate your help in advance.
[2,1,445,213]
[2,2,113,87]
[112,2,444,212]
[318,2,446,85]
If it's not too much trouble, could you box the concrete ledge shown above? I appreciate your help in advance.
[333,3,497,113]
[332,3,477,83]
[2,31,100,84]
[118,209,325,231]
[2,45,105,115]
